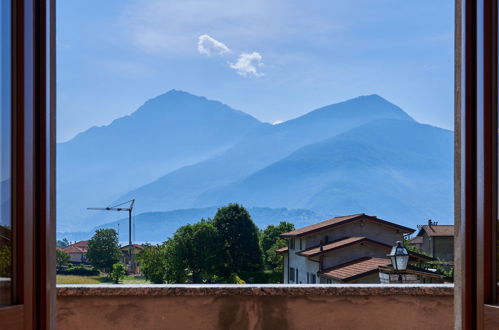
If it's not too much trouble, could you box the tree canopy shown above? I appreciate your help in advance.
[213,204,263,280]
[260,221,295,271]
[86,229,121,273]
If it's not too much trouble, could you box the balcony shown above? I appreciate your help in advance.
[57,284,453,329]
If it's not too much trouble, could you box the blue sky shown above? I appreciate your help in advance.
[57,0,454,142]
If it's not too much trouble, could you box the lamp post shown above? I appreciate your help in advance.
[387,241,409,283]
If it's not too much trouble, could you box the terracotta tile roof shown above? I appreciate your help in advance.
[281,213,414,238]
[72,240,89,249]
[418,225,454,237]
[409,236,423,244]
[62,245,85,254]
[276,246,289,254]
[298,237,391,257]
[319,257,391,282]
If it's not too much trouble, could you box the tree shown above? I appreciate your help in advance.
[57,238,70,248]
[164,220,224,283]
[110,262,126,284]
[56,249,70,271]
[260,221,295,271]
[139,244,167,284]
[0,245,11,277]
[86,229,121,273]
[213,204,263,280]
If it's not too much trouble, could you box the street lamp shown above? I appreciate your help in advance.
[387,241,409,283]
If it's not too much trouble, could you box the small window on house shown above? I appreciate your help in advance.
[299,238,302,250]
[311,274,316,284]
[290,238,295,250]
[289,267,295,282]
[296,269,299,283]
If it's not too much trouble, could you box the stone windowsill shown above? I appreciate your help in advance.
[57,283,454,297]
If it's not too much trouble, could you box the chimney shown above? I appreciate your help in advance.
[428,219,432,227]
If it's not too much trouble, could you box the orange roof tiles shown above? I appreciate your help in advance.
[319,257,391,282]
[276,246,289,254]
[298,237,391,257]
[281,213,414,238]
[418,225,454,237]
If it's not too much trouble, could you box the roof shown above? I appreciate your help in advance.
[408,250,436,262]
[281,213,414,238]
[318,257,391,282]
[72,240,89,249]
[409,236,423,244]
[276,246,288,254]
[121,244,144,250]
[61,245,86,254]
[418,225,454,237]
[297,237,391,257]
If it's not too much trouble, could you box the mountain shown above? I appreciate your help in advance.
[195,119,453,228]
[119,95,415,213]
[57,90,264,231]
[57,207,330,243]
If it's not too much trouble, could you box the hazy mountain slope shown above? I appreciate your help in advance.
[120,95,415,213]
[57,207,330,243]
[57,90,263,231]
[195,119,453,228]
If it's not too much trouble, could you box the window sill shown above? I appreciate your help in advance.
[57,283,454,297]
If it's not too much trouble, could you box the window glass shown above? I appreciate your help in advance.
[0,0,12,306]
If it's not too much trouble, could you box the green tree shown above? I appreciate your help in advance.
[56,249,70,271]
[139,244,167,284]
[165,220,224,283]
[213,204,263,281]
[0,245,11,277]
[260,221,295,271]
[86,229,121,273]
[56,238,70,248]
[110,262,126,284]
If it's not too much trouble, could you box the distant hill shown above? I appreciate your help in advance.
[119,95,415,213]
[57,207,330,243]
[57,90,264,231]
[58,91,453,236]
[195,119,453,228]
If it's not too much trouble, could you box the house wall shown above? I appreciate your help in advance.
[420,232,433,256]
[303,220,404,249]
[433,237,454,262]
[283,254,288,283]
[288,248,318,284]
[57,286,454,330]
[322,243,389,269]
[68,252,83,263]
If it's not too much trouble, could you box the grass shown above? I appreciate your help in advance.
[56,274,151,284]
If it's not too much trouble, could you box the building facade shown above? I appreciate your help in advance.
[411,220,454,262]
[278,213,414,284]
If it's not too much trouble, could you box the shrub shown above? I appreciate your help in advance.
[110,262,126,284]
[59,265,99,276]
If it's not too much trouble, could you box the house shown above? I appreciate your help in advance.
[412,220,454,262]
[278,213,415,284]
[120,244,144,273]
[61,240,88,263]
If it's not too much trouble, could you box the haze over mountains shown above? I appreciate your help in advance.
[57,90,453,239]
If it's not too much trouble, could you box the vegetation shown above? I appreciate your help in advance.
[260,221,294,273]
[56,274,150,284]
[86,229,121,273]
[139,244,167,284]
[56,238,70,248]
[56,249,70,271]
[0,245,11,277]
[213,204,263,282]
[110,262,126,283]
[58,265,100,276]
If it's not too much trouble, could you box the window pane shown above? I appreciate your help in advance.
[0,0,12,306]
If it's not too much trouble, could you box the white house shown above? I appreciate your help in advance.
[278,213,415,284]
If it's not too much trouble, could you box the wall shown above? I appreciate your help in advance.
[304,219,404,249]
[322,242,389,268]
[57,285,454,330]
[434,237,454,262]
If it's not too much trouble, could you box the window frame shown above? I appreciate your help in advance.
[0,0,55,329]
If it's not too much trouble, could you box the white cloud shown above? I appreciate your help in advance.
[229,52,264,77]
[272,120,283,125]
[197,34,231,56]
